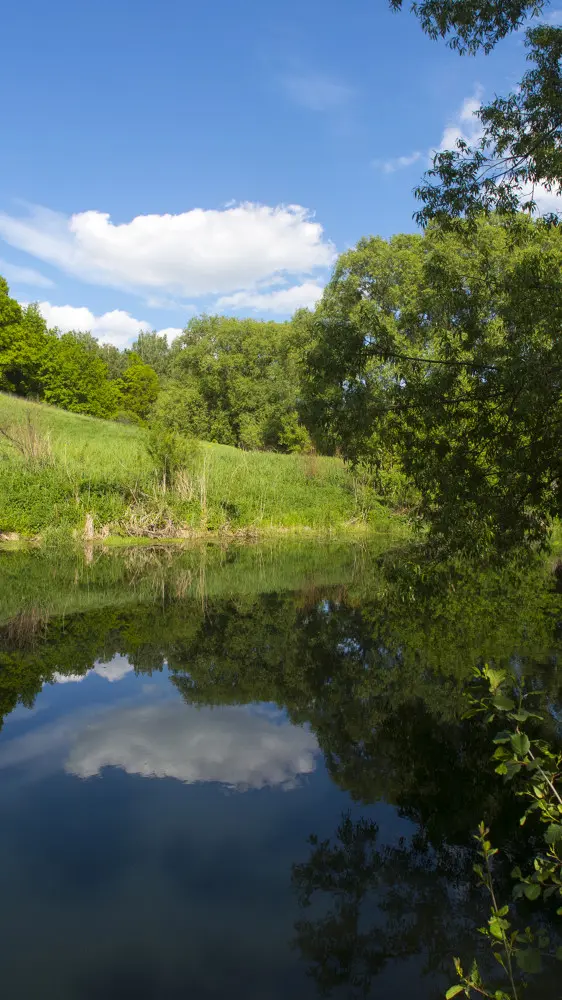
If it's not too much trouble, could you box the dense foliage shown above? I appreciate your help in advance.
[164,315,312,451]
[303,214,562,550]
[0,278,314,454]
[447,666,562,998]
[0,281,154,420]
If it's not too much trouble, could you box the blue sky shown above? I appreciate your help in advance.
[0,0,557,346]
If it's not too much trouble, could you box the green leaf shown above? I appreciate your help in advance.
[445,987,464,999]
[523,882,541,901]
[544,823,562,845]
[513,709,543,722]
[493,695,515,712]
[556,946,562,961]
[510,732,530,756]
[485,667,506,693]
[489,916,509,940]
[515,948,542,975]
[492,730,512,744]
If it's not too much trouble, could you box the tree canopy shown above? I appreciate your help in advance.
[304,214,562,549]
[166,314,312,451]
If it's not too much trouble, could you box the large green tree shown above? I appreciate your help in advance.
[305,214,562,549]
[0,284,49,397]
[116,353,160,420]
[169,315,311,451]
[131,330,171,377]
[38,332,121,418]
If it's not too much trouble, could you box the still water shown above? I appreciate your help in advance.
[0,540,560,999]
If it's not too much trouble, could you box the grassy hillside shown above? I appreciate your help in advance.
[0,394,400,538]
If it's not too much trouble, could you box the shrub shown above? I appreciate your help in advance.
[147,422,201,489]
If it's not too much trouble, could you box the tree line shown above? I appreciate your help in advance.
[0,281,315,453]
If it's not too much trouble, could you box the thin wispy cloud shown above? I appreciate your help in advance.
[217,280,324,313]
[374,151,422,174]
[0,258,54,288]
[374,85,562,217]
[374,87,484,176]
[434,87,562,213]
[281,71,356,112]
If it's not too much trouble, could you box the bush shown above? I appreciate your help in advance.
[114,409,144,426]
[116,357,159,420]
[277,411,313,454]
[147,422,201,489]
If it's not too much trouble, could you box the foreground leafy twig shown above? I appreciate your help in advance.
[446,664,562,998]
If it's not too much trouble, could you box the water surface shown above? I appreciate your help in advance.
[0,540,560,999]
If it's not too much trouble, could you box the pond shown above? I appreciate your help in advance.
[0,539,560,999]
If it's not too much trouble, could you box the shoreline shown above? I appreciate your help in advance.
[0,517,410,551]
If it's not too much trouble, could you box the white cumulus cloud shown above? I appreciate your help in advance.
[33,301,182,348]
[53,655,135,685]
[0,202,334,298]
[66,702,318,789]
[217,280,324,313]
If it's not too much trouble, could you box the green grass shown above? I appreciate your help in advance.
[0,393,401,538]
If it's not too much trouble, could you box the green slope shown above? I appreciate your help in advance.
[0,394,400,538]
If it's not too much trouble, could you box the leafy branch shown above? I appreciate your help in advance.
[446,664,562,998]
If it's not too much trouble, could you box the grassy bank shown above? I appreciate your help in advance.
[0,393,401,539]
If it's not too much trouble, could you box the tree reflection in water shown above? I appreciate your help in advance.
[0,542,561,997]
